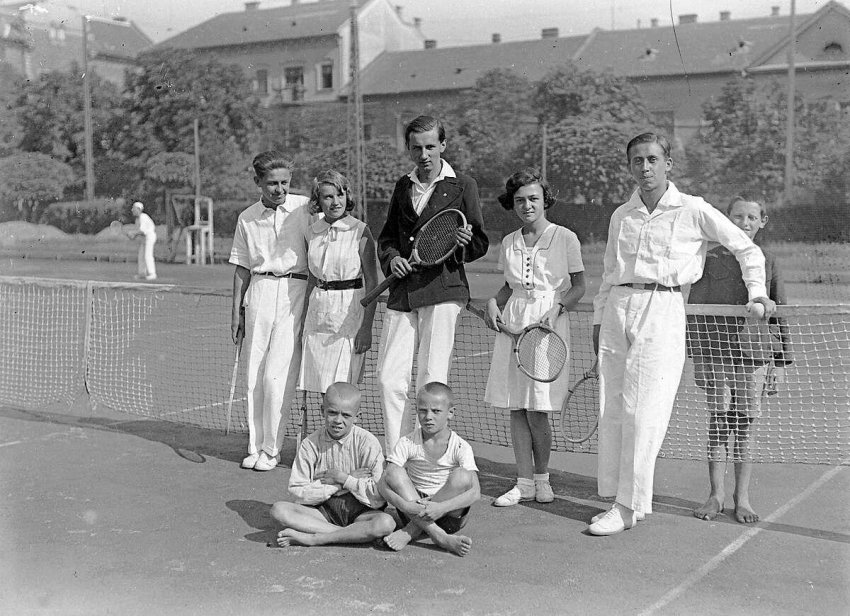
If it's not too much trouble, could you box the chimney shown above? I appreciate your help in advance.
[244,1,259,10]
[771,6,780,16]
[678,14,697,25]
[492,33,501,44]
[650,18,659,27]
[541,27,559,39]
[720,11,730,21]
[413,17,422,28]
[395,5,403,19]
[424,39,436,49]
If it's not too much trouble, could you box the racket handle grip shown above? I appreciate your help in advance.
[360,274,397,307]
[466,302,513,336]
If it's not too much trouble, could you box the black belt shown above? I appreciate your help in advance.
[253,271,308,280]
[620,282,681,292]
[315,278,363,291]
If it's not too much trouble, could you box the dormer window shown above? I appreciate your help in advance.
[641,48,659,61]
[824,41,843,55]
[730,40,753,56]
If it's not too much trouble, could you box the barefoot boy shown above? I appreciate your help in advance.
[271,382,395,547]
[687,195,790,524]
[379,382,480,557]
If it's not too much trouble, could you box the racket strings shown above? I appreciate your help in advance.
[516,327,567,381]
[415,213,463,263]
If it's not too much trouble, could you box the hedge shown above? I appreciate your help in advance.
[38,198,129,234]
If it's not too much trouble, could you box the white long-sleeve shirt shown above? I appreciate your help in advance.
[288,424,385,508]
[593,183,767,324]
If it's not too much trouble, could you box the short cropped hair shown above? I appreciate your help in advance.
[497,168,556,211]
[625,132,672,162]
[404,115,446,147]
[252,150,294,178]
[419,381,454,404]
[309,170,357,215]
[727,193,767,218]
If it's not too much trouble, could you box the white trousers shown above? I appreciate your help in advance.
[137,235,156,278]
[597,286,686,513]
[243,277,306,457]
[377,301,462,452]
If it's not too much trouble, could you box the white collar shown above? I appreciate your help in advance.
[407,160,456,188]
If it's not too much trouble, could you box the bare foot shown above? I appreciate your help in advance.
[384,528,414,551]
[694,496,724,520]
[276,528,315,547]
[433,533,472,557]
[734,500,759,524]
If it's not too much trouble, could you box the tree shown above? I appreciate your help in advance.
[447,69,536,190]
[685,76,850,204]
[112,48,262,196]
[0,153,75,221]
[14,66,122,190]
[522,65,651,205]
[0,63,23,157]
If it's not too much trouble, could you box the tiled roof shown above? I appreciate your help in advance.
[576,14,801,78]
[87,17,152,60]
[157,0,360,50]
[359,35,587,95]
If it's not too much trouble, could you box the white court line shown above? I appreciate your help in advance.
[0,440,23,448]
[638,462,848,616]
[159,397,247,417]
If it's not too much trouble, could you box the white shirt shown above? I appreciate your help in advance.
[288,425,385,508]
[408,160,456,215]
[228,194,311,275]
[386,429,478,497]
[500,223,584,297]
[136,212,156,240]
[592,183,767,324]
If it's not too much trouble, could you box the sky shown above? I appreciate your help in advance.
[8,0,836,45]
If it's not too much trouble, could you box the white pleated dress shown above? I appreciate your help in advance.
[299,215,367,393]
[484,224,584,412]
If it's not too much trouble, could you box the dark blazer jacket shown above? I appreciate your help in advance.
[377,170,489,312]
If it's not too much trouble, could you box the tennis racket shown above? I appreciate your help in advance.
[295,390,308,452]
[466,303,567,383]
[110,220,133,237]
[224,339,242,435]
[360,208,467,307]
[559,360,599,444]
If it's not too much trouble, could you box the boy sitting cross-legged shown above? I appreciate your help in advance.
[379,381,480,557]
[271,382,395,547]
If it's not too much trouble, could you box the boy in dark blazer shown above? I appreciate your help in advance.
[376,115,489,451]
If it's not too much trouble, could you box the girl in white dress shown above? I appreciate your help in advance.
[484,169,586,507]
[299,170,379,393]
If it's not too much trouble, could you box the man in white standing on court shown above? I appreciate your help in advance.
[230,151,311,472]
[376,115,488,452]
[129,201,157,280]
[589,132,776,535]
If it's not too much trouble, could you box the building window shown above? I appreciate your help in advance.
[256,69,269,95]
[318,62,333,90]
[284,66,304,101]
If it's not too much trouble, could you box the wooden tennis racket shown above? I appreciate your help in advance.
[360,208,467,307]
[224,338,242,435]
[466,303,567,383]
[295,390,308,452]
[559,360,599,444]
[110,220,133,238]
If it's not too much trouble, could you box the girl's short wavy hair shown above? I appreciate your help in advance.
[309,169,357,215]
[497,168,557,211]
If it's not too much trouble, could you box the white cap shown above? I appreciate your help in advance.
[132,201,144,211]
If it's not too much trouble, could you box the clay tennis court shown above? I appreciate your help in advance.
[1,254,848,615]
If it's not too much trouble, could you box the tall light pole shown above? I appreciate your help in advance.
[346,0,366,222]
[783,0,797,204]
[81,15,95,200]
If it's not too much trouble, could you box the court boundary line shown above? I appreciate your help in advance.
[637,461,848,616]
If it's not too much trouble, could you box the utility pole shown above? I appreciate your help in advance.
[783,0,797,204]
[346,0,367,222]
[81,15,95,201]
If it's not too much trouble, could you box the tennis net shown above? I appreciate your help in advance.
[1,276,847,464]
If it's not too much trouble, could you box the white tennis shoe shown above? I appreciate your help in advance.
[590,504,645,524]
[241,453,260,469]
[254,451,280,471]
[534,480,555,503]
[588,503,638,535]
[493,485,535,507]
